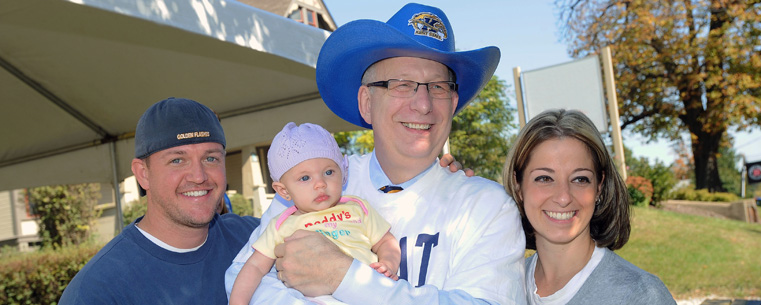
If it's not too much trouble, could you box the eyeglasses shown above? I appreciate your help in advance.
[365,79,458,99]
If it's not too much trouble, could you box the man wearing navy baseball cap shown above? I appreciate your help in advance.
[60,98,260,304]
[226,3,525,304]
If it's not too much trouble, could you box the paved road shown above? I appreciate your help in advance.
[701,299,761,305]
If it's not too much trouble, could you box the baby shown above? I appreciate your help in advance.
[229,122,400,305]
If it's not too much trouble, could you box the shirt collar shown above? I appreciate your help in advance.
[369,150,436,190]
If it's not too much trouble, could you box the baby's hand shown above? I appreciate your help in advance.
[370,262,398,280]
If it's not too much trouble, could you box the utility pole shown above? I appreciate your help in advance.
[740,154,746,198]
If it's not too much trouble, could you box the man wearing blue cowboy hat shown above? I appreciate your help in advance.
[226,3,525,304]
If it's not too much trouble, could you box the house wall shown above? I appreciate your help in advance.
[93,203,117,244]
[0,190,15,242]
[0,189,41,251]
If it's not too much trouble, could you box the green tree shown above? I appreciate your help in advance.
[334,129,373,156]
[557,0,761,192]
[718,142,743,196]
[449,76,516,182]
[26,183,102,247]
[624,146,677,204]
[229,193,254,216]
[333,76,516,182]
[122,196,147,227]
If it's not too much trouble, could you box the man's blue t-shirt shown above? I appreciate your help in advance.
[60,213,259,304]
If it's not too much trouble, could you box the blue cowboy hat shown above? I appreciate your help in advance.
[316,3,501,128]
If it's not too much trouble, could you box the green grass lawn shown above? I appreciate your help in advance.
[618,206,761,300]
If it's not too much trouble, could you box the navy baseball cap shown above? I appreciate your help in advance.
[134,97,226,159]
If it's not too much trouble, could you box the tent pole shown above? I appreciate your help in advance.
[110,142,124,233]
[741,154,746,198]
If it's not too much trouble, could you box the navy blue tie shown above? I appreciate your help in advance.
[379,185,403,193]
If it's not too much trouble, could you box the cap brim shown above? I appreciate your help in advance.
[317,19,500,128]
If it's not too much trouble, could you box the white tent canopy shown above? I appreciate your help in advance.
[0,0,356,193]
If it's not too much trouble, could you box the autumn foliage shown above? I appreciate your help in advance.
[626,175,654,206]
[557,0,761,192]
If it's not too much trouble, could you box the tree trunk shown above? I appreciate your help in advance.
[680,0,730,192]
[678,79,727,192]
[691,0,730,192]
[690,130,725,192]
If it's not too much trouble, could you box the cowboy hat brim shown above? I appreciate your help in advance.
[316,19,500,129]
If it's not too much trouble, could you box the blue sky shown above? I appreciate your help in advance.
[322,0,761,166]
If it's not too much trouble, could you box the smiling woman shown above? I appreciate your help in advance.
[519,137,599,248]
[502,109,675,305]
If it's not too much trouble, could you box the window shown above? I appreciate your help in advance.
[24,189,39,218]
[288,9,301,21]
[288,7,318,28]
[305,9,317,27]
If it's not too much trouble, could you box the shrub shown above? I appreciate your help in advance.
[642,160,677,204]
[628,187,647,207]
[623,146,677,204]
[670,187,740,202]
[710,192,740,202]
[626,176,653,206]
[122,197,147,226]
[26,184,102,248]
[0,243,101,304]
[229,193,254,216]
